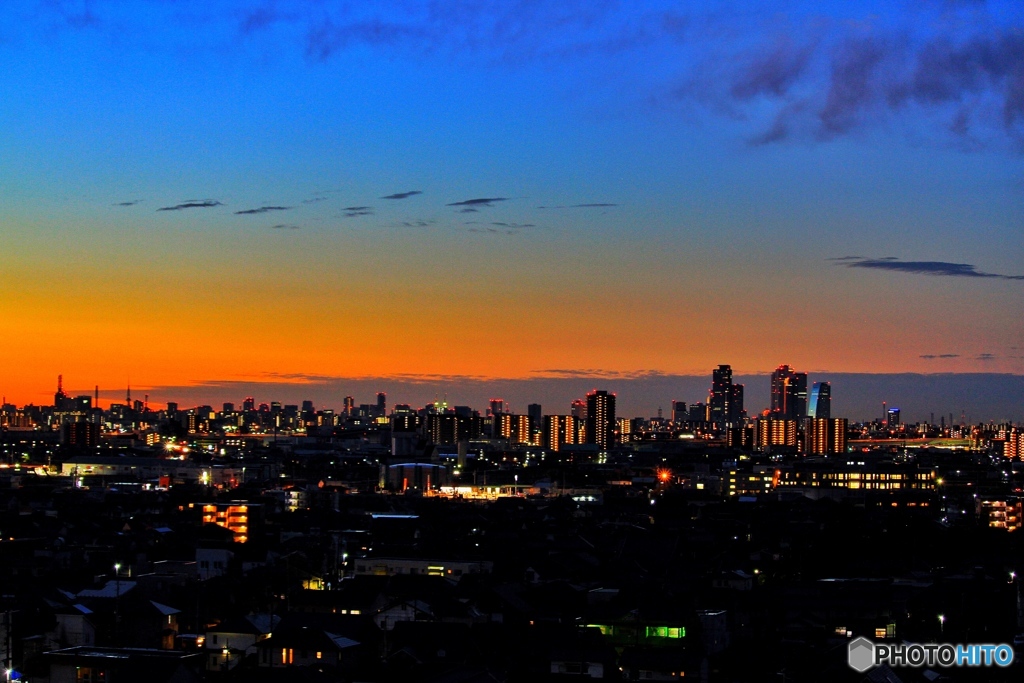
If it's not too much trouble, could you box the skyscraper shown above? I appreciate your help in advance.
[770,365,807,420]
[671,401,687,424]
[709,364,732,427]
[376,392,387,417]
[585,390,616,451]
[808,382,831,419]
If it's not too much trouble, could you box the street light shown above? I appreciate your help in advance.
[114,563,121,646]
[938,614,945,635]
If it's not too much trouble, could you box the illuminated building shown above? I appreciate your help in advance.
[977,498,1022,531]
[495,413,531,444]
[727,425,755,450]
[709,364,732,426]
[585,390,616,450]
[617,417,632,443]
[807,418,848,455]
[775,462,935,493]
[571,399,587,420]
[726,465,777,496]
[543,415,580,452]
[376,392,386,417]
[62,421,100,447]
[671,401,686,424]
[489,399,505,416]
[343,396,354,416]
[243,397,255,412]
[808,382,831,419]
[771,365,807,419]
[688,402,707,422]
[1004,430,1023,459]
[887,408,901,427]
[757,417,797,451]
[201,502,252,543]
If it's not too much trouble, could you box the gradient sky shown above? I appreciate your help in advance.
[2,1,1023,417]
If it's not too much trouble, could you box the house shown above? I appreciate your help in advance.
[205,613,280,671]
[45,646,204,683]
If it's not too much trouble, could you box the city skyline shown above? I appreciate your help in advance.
[2,1,1024,411]
[10,368,1024,425]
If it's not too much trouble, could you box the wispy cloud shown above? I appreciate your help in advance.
[235,205,291,215]
[531,368,670,380]
[538,202,619,209]
[446,197,509,208]
[920,354,960,359]
[156,200,223,211]
[976,353,997,361]
[342,206,373,217]
[113,200,142,207]
[837,257,1024,280]
[270,223,300,230]
[381,190,422,199]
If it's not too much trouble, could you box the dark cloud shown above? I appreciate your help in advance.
[234,205,291,215]
[920,354,960,359]
[491,222,535,228]
[827,255,866,261]
[342,209,373,217]
[156,200,223,211]
[113,200,142,207]
[381,190,423,199]
[838,257,1024,280]
[538,202,619,209]
[302,196,329,204]
[270,224,300,230]
[731,37,818,100]
[458,208,479,213]
[397,220,432,227]
[343,206,371,211]
[977,353,997,361]
[446,197,509,207]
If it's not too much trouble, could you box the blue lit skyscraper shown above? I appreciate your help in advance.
[808,382,831,420]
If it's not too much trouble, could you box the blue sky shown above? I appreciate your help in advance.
[1,1,1022,417]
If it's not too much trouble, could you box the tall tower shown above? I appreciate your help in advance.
[54,375,68,409]
[770,365,807,419]
[585,390,616,451]
[808,382,831,419]
[376,392,387,417]
[709,365,732,427]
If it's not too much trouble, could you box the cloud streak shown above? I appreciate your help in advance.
[838,257,1024,281]
[235,205,291,215]
[446,197,509,207]
[381,190,422,199]
[156,200,223,211]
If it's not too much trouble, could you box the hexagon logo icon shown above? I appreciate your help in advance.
[848,636,876,672]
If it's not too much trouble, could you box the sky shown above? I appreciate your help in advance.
[1,1,1023,420]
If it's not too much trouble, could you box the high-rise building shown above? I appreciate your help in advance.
[757,417,797,451]
[688,402,708,422]
[770,365,807,419]
[489,399,505,416]
[376,392,387,417]
[243,397,256,412]
[343,396,355,416]
[887,408,901,427]
[528,403,542,428]
[729,384,745,424]
[808,382,831,419]
[543,415,580,452]
[585,390,616,450]
[671,401,687,423]
[709,365,732,427]
[807,418,848,455]
[495,413,531,444]
[571,399,587,420]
